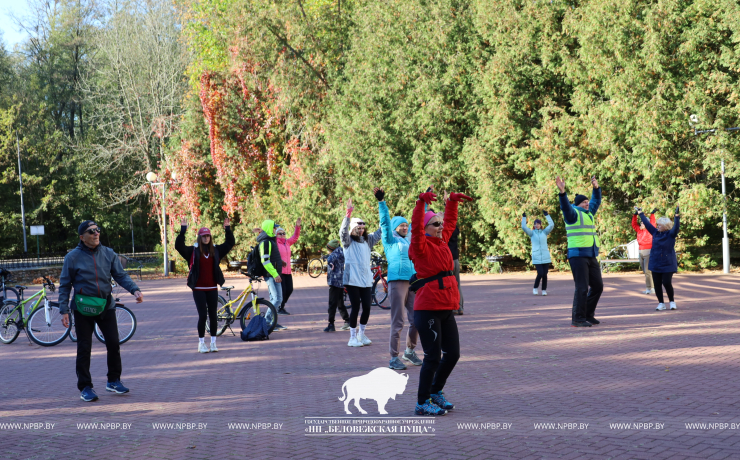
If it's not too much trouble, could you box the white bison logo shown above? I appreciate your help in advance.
[338,368,409,415]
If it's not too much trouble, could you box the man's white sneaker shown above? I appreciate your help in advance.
[656,303,666,311]
[533,288,538,295]
[359,334,372,346]
[348,336,364,347]
[643,289,651,294]
[198,342,209,353]
[210,342,218,352]
[669,302,677,310]
[541,290,547,296]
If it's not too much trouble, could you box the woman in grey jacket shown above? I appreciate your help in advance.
[340,198,382,347]
[521,211,555,295]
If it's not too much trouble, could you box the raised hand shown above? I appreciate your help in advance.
[522,212,527,218]
[419,190,437,204]
[650,208,658,215]
[591,175,599,189]
[675,206,680,217]
[181,217,188,227]
[296,217,302,227]
[449,193,473,202]
[373,187,385,202]
[542,210,548,216]
[555,176,566,193]
[347,198,354,213]
[224,217,230,227]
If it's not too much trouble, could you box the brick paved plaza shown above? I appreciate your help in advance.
[2,272,740,459]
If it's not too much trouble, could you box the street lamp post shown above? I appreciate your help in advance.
[690,115,738,274]
[147,171,177,276]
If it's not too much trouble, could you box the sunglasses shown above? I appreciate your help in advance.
[277,232,286,236]
[85,228,101,235]
[355,222,366,226]
[427,221,443,227]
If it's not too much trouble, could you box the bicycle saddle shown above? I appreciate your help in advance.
[15,285,27,291]
[221,286,234,290]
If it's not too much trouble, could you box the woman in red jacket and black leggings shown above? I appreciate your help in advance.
[409,188,473,416]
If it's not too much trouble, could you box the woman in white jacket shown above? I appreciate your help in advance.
[521,211,555,295]
[340,198,383,347]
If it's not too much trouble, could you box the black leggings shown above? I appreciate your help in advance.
[280,274,293,310]
[193,290,219,337]
[651,272,675,303]
[414,309,460,405]
[534,264,549,290]
[345,285,372,328]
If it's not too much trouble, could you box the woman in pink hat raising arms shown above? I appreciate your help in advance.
[175,217,235,353]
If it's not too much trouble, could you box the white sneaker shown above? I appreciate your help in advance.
[359,334,372,346]
[198,342,209,353]
[656,303,666,311]
[541,290,547,296]
[643,289,651,294]
[210,342,218,352]
[348,336,364,347]
[533,288,539,295]
[650,288,655,294]
[669,302,677,310]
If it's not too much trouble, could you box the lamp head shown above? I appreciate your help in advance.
[689,114,699,127]
[146,172,158,183]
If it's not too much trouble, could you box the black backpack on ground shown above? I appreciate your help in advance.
[246,243,268,278]
[241,314,270,341]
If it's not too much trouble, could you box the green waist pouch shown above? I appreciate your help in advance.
[75,293,107,316]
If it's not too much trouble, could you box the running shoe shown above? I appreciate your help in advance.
[541,290,547,296]
[415,399,447,416]
[359,334,372,346]
[389,357,407,370]
[533,288,538,295]
[348,336,363,347]
[106,380,129,394]
[278,308,291,316]
[274,324,288,331]
[340,321,351,331]
[656,303,666,311]
[669,302,677,310]
[198,342,209,353]
[430,391,454,410]
[210,342,218,352]
[402,349,423,366]
[324,323,336,332]
[586,317,600,325]
[643,289,652,294]
[80,387,98,402]
[571,321,592,327]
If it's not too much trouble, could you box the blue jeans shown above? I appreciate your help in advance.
[266,277,283,312]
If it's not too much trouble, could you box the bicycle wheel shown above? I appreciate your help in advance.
[0,301,20,344]
[205,296,231,337]
[372,276,390,310]
[308,258,324,278]
[94,305,137,344]
[2,287,19,305]
[240,298,277,334]
[27,302,69,346]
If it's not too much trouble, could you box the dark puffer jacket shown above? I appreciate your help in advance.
[175,225,235,290]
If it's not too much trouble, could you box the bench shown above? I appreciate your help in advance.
[600,240,640,273]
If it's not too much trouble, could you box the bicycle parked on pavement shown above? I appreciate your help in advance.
[307,254,328,278]
[0,268,20,305]
[206,270,277,336]
[0,277,67,346]
[370,253,389,309]
[67,280,137,345]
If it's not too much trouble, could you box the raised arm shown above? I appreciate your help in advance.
[631,214,641,233]
[521,215,533,236]
[339,216,351,249]
[215,220,235,257]
[378,200,396,247]
[558,192,578,224]
[543,214,555,235]
[639,212,657,235]
[409,199,428,260]
[442,200,459,242]
[174,220,194,261]
[588,186,602,216]
[669,209,680,238]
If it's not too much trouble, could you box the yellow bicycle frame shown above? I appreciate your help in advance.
[220,282,261,321]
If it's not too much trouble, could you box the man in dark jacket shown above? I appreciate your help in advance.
[556,176,602,327]
[59,220,143,402]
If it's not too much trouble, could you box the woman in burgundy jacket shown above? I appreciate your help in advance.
[409,188,473,416]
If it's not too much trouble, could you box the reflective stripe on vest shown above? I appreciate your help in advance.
[565,208,600,249]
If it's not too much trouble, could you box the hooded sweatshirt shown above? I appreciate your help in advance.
[256,220,283,279]
[378,201,415,282]
[339,214,382,287]
[276,225,301,275]
[58,241,140,315]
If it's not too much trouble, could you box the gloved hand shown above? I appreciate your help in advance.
[449,193,473,202]
[636,207,642,213]
[542,210,548,216]
[522,212,527,218]
[650,208,658,214]
[633,207,639,215]
[419,191,437,204]
[373,187,385,202]
[675,206,680,215]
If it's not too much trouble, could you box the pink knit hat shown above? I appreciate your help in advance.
[424,211,438,227]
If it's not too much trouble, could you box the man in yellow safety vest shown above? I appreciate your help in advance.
[556,175,603,327]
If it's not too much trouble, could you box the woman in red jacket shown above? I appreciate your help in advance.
[409,188,473,416]
[632,208,657,294]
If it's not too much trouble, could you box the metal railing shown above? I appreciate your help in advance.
[0,251,161,271]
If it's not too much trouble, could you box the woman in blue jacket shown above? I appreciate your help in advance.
[639,207,681,311]
[521,211,555,296]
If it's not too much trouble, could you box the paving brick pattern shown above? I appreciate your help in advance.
[2,272,739,459]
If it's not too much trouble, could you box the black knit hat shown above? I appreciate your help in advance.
[78,220,98,235]
[573,195,588,207]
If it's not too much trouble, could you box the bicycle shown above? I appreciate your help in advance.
[0,268,20,305]
[68,280,137,345]
[206,270,278,336]
[0,277,68,346]
[307,254,327,278]
[370,253,389,309]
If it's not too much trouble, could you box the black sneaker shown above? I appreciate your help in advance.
[277,308,291,316]
[586,317,600,325]
[324,323,335,332]
[571,321,592,327]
